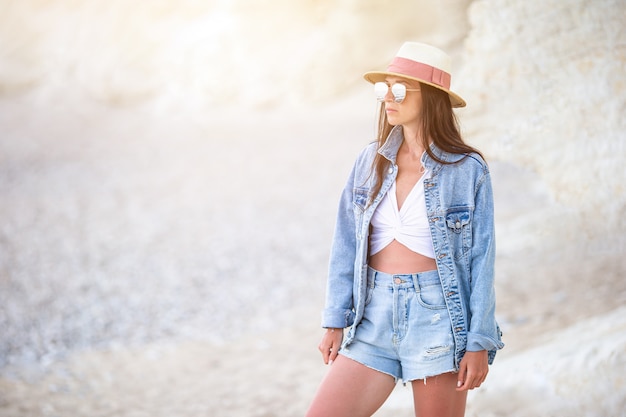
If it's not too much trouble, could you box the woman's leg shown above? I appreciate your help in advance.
[305,355,397,417]
[411,372,467,417]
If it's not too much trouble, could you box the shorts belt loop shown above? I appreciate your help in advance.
[410,272,420,291]
[368,266,380,289]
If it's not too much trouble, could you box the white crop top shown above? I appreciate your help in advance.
[369,172,435,259]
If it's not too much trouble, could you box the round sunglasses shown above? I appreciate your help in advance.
[374,82,420,103]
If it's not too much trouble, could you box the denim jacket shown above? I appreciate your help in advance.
[322,126,504,368]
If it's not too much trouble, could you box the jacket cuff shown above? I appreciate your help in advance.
[466,331,505,352]
[321,308,355,329]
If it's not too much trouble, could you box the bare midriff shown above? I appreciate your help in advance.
[368,239,437,274]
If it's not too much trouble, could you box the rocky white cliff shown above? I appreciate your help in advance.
[461,0,625,235]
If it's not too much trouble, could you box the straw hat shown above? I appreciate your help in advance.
[363,42,466,108]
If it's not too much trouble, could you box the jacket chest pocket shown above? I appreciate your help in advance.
[353,187,369,234]
[445,209,472,260]
[353,187,369,211]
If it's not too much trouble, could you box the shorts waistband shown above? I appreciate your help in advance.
[367,266,440,288]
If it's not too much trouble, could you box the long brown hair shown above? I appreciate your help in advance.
[369,82,483,202]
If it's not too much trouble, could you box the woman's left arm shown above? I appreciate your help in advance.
[456,167,503,391]
[456,350,489,391]
[466,169,504,354]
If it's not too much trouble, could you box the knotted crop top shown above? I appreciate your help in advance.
[369,171,435,259]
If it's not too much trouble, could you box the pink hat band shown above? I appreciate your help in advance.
[386,56,451,90]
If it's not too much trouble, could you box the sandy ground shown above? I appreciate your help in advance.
[1,90,625,416]
[1,307,625,417]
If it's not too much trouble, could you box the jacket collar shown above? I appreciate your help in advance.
[378,125,404,164]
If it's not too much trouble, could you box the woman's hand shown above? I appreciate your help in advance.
[318,328,343,365]
[456,350,489,391]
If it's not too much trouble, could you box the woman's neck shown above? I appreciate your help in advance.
[401,124,427,158]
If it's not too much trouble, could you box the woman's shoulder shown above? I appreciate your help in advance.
[353,140,378,165]
[442,150,489,174]
[360,140,379,156]
[432,151,490,186]
[464,152,489,173]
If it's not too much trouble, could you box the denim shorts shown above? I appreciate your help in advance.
[340,267,457,383]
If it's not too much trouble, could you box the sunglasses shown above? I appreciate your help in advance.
[374,82,420,103]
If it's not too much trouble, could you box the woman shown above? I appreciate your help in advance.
[306,42,504,417]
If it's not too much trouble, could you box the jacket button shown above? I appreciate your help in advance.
[455,221,461,229]
[388,167,393,174]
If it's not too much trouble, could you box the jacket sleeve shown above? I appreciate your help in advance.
[321,160,359,329]
[466,168,505,354]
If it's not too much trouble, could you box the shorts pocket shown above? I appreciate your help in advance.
[417,281,447,310]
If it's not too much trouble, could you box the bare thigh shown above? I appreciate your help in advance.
[411,372,468,417]
[306,355,396,417]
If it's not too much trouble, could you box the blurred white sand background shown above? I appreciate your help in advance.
[0,0,625,416]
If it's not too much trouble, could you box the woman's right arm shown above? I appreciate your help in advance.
[321,160,359,330]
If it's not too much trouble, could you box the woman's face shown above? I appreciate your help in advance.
[380,76,422,127]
